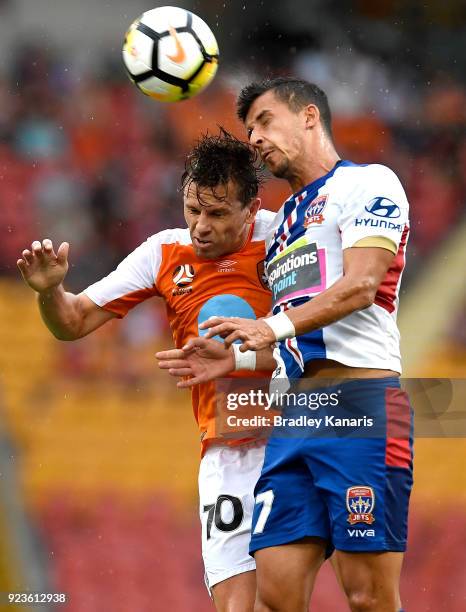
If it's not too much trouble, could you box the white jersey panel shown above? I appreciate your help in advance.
[323,304,402,372]
[83,228,190,308]
[253,208,276,241]
[337,164,409,250]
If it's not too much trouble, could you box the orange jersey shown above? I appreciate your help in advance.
[84,210,274,453]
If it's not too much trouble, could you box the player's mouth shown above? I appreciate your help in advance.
[193,237,213,249]
[262,149,275,162]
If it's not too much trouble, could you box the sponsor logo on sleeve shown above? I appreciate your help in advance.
[353,197,404,231]
[346,486,375,525]
[353,218,404,232]
[365,197,401,219]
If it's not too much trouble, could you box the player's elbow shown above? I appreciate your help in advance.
[355,279,378,309]
[46,319,85,341]
[50,327,81,341]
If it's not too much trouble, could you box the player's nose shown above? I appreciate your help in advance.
[195,212,212,234]
[250,130,263,148]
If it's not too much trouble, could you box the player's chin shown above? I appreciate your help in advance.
[270,160,289,178]
[194,244,218,259]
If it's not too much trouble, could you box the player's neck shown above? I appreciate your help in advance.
[236,222,254,252]
[288,140,340,193]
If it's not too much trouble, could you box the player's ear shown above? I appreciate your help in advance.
[245,197,261,223]
[304,104,320,129]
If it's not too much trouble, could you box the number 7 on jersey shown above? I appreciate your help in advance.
[253,490,275,534]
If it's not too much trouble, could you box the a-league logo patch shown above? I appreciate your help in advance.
[303,194,328,227]
[346,486,375,525]
[172,263,195,295]
[173,264,195,286]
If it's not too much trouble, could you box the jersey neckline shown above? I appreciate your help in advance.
[291,159,353,201]
[190,219,256,264]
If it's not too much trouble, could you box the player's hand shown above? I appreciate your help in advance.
[198,317,276,351]
[17,240,69,293]
[156,337,235,388]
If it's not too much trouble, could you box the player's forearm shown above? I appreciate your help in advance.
[37,285,84,340]
[285,276,376,337]
[256,347,276,370]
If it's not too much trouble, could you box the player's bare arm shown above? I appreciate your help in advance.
[200,246,395,350]
[156,337,276,387]
[17,239,116,340]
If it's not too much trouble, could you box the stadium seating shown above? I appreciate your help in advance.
[1,277,465,610]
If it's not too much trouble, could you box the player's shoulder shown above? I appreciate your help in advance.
[358,162,403,185]
[147,227,191,249]
[333,162,408,207]
[335,161,403,188]
[140,228,191,260]
[127,228,191,268]
[252,209,276,241]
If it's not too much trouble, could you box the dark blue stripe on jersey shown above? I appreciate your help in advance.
[268,160,362,379]
[267,196,296,260]
[277,328,326,379]
[267,160,353,261]
[276,344,303,379]
[267,198,309,262]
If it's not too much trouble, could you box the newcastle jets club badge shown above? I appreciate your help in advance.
[346,486,375,525]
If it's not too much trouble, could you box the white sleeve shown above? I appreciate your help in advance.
[252,208,276,241]
[338,164,409,251]
[83,235,162,318]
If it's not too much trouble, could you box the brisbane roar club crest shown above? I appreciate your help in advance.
[346,486,375,525]
[303,195,328,227]
[172,264,195,295]
[256,260,269,290]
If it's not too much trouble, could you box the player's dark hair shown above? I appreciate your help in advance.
[181,128,263,207]
[237,77,333,138]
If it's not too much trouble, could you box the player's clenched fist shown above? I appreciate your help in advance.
[17,239,69,294]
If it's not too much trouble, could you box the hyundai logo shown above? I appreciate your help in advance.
[365,197,401,219]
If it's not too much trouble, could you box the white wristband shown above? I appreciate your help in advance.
[232,344,256,371]
[263,312,296,341]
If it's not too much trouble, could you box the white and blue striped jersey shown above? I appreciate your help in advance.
[265,160,409,379]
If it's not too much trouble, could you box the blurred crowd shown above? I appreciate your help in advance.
[1,40,465,283]
[0,40,465,282]
[0,37,465,377]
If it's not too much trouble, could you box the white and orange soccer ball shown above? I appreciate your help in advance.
[122,6,219,102]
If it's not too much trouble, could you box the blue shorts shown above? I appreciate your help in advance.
[250,378,413,555]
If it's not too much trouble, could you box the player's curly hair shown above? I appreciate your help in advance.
[181,128,263,207]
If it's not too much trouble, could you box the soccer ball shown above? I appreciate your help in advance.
[122,6,219,102]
